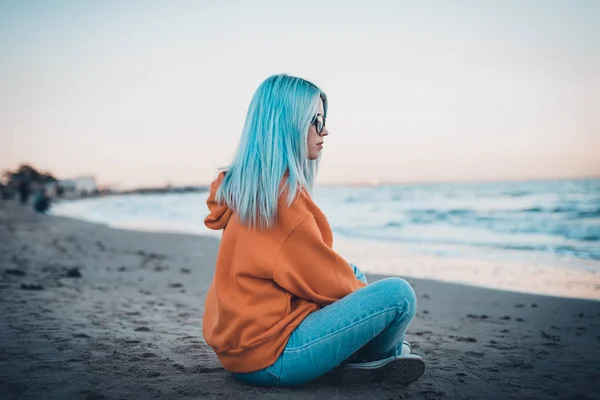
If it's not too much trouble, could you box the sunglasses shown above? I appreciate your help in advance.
[311,113,326,135]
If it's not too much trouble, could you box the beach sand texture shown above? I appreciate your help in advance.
[1,201,599,399]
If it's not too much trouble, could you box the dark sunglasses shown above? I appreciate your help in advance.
[311,113,326,135]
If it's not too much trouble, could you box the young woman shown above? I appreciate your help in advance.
[203,74,425,387]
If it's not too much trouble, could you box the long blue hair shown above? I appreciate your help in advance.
[216,73,328,229]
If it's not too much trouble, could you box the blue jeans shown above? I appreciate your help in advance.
[232,264,417,387]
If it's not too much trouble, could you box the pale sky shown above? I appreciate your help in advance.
[1,0,599,188]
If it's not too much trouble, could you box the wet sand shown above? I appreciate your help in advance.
[1,201,599,399]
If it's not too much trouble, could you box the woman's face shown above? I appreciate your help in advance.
[307,98,329,160]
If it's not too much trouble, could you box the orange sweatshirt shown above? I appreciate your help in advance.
[202,172,366,373]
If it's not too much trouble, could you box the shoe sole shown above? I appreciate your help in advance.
[338,356,425,386]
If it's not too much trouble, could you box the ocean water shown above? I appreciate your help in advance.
[51,178,600,264]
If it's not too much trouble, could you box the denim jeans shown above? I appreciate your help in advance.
[232,264,417,387]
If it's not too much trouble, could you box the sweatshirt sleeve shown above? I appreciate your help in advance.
[204,172,233,230]
[272,216,367,306]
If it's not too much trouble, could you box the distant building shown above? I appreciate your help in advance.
[54,176,98,197]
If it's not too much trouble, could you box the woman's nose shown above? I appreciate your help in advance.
[320,127,329,137]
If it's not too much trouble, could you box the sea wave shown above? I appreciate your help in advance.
[52,178,600,262]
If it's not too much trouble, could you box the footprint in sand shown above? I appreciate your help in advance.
[467,314,488,319]
[20,283,43,290]
[414,330,433,336]
[188,365,222,374]
[126,311,142,316]
[5,269,26,276]
[66,267,82,278]
[456,336,477,343]
[465,351,484,358]
[419,389,446,397]
[541,330,560,342]
[80,391,108,400]
[172,363,185,371]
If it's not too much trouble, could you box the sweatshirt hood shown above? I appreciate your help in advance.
[204,171,232,230]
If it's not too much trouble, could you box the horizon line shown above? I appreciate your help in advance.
[101,174,600,191]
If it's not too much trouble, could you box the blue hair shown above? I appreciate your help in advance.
[216,73,328,229]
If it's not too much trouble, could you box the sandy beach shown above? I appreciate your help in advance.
[1,200,599,400]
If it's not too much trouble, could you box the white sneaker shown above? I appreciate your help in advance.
[401,340,412,355]
[338,353,425,386]
[337,340,423,385]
